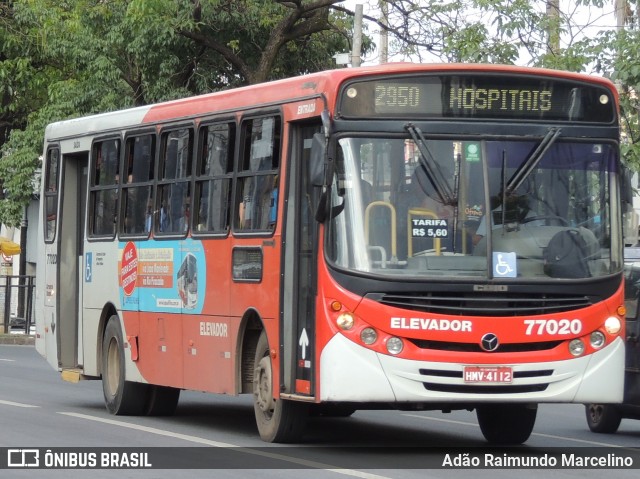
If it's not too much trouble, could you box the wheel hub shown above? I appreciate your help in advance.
[255,356,274,413]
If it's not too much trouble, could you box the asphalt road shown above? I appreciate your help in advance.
[1,344,639,479]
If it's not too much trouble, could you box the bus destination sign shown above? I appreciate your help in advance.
[339,74,615,123]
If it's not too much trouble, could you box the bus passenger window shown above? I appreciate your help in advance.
[43,148,60,242]
[89,139,120,237]
[234,116,280,232]
[194,123,234,233]
[121,134,155,236]
[157,128,193,235]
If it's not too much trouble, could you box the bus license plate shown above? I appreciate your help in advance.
[463,366,513,383]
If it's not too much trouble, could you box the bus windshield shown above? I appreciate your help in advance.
[326,136,621,280]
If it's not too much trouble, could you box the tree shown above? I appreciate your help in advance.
[0,0,362,226]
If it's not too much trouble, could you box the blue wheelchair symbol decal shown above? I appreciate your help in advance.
[493,252,517,278]
[85,252,92,282]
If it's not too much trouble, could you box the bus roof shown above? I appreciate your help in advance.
[44,63,617,141]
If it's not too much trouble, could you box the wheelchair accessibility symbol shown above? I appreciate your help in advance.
[493,252,517,278]
[85,252,92,283]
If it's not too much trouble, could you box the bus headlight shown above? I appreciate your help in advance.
[604,316,621,335]
[386,337,404,355]
[569,339,585,357]
[336,313,355,330]
[590,331,606,349]
[360,328,377,345]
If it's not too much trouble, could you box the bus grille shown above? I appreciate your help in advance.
[422,383,549,394]
[374,292,593,317]
[407,339,562,353]
[419,369,553,394]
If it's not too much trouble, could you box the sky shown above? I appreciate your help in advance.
[339,0,622,67]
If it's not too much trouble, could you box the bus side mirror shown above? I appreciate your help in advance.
[309,133,334,222]
[310,133,326,187]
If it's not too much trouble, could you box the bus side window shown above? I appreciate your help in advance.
[122,134,155,236]
[235,116,281,231]
[194,123,234,233]
[43,148,60,242]
[89,139,120,237]
[157,128,193,235]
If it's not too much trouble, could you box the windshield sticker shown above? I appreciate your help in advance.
[493,252,517,278]
[411,218,449,238]
[464,142,482,162]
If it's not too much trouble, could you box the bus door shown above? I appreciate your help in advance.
[56,152,88,370]
[281,123,321,397]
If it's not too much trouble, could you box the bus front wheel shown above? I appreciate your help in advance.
[253,331,308,442]
[101,316,149,415]
[476,404,537,444]
[585,404,622,433]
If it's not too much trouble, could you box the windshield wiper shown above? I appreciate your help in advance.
[405,123,456,205]
[505,127,561,195]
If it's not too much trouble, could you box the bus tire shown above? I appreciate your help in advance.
[253,331,308,443]
[585,404,622,433]
[101,316,149,415]
[476,404,537,444]
[146,386,180,416]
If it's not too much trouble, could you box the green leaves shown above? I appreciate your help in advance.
[4,0,640,227]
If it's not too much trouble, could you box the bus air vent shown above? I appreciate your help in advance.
[373,292,593,317]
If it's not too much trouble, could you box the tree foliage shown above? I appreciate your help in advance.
[357,1,640,172]
[0,0,360,226]
[2,0,640,226]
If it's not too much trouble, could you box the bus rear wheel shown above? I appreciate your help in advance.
[585,404,622,433]
[102,316,149,415]
[253,331,308,442]
[476,404,537,444]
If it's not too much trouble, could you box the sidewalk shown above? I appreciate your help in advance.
[0,334,35,345]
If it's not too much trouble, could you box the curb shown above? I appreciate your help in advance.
[0,334,35,346]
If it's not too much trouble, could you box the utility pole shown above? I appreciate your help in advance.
[546,0,560,56]
[351,4,363,67]
[379,1,388,64]
[614,0,628,30]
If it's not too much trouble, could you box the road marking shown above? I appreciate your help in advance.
[402,413,627,447]
[59,412,391,479]
[0,399,39,408]
[0,359,16,362]
[402,414,478,428]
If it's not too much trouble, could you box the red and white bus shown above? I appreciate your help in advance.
[35,63,626,444]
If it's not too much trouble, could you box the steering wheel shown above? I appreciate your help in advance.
[521,215,569,226]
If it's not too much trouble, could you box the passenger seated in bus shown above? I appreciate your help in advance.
[178,198,190,232]
[145,199,153,233]
[159,202,170,232]
[268,175,278,229]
